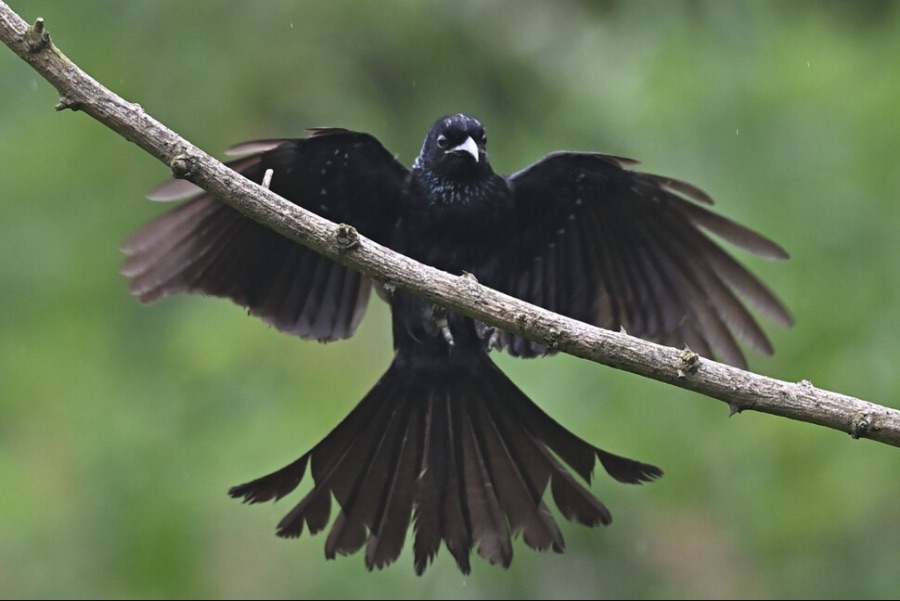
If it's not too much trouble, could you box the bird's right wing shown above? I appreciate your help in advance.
[122,129,408,341]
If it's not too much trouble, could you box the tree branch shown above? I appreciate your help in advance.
[2,3,898,448]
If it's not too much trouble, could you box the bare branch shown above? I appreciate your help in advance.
[2,3,898,447]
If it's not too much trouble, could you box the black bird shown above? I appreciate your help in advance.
[121,114,791,574]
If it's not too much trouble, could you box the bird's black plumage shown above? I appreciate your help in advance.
[122,114,791,574]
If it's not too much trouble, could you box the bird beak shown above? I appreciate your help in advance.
[448,136,479,163]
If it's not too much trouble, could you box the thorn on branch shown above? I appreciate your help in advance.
[545,326,562,351]
[850,412,871,440]
[335,223,359,252]
[170,154,194,180]
[25,18,50,53]
[459,271,483,302]
[514,312,530,337]
[677,348,701,378]
[55,95,80,112]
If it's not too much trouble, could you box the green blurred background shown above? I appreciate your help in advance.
[2,1,899,598]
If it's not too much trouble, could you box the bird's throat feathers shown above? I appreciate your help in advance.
[415,169,506,208]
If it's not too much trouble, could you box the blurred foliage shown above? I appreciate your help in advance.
[2,1,899,598]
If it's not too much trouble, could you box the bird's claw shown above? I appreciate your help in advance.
[431,305,455,347]
[475,321,501,351]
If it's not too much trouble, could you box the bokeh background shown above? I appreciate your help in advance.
[2,1,899,598]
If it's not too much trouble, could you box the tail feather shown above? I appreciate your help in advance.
[365,401,420,570]
[335,388,415,561]
[460,408,514,568]
[465,378,564,553]
[547,453,613,526]
[274,478,331,537]
[229,373,399,536]
[596,448,664,484]
[325,511,365,559]
[433,393,473,574]
[228,454,309,504]
[487,390,615,527]
[293,376,407,546]
[410,397,444,574]
[229,353,662,574]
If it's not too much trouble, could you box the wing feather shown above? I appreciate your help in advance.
[121,130,408,341]
[505,152,790,366]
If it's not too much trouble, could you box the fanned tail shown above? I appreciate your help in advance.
[228,352,661,574]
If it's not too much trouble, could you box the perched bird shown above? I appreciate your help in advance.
[121,114,791,574]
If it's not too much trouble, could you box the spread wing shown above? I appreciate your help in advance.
[121,129,408,341]
[500,152,792,368]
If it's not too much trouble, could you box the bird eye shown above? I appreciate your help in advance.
[436,134,448,148]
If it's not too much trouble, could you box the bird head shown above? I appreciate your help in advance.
[414,114,491,180]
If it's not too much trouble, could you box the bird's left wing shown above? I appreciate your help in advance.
[500,152,792,368]
[122,129,408,341]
